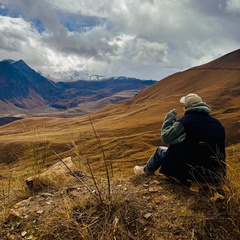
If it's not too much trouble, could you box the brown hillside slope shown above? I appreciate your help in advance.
[89,49,240,144]
[0,49,239,165]
[0,50,240,240]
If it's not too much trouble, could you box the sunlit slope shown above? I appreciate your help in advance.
[91,48,240,143]
[0,49,239,169]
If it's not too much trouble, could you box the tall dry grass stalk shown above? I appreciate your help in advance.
[29,136,48,177]
[0,167,30,223]
[52,118,114,206]
[52,149,103,204]
[39,119,146,239]
[0,171,12,223]
[89,116,112,203]
[224,143,240,233]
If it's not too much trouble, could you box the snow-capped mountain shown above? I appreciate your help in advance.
[0,59,156,120]
[45,70,107,82]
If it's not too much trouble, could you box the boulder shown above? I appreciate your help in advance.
[9,197,34,219]
[26,157,84,190]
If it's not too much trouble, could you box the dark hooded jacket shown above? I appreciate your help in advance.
[160,103,226,185]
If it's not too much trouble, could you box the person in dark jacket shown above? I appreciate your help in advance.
[134,93,226,186]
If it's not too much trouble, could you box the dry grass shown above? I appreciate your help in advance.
[0,125,240,239]
[36,190,146,240]
[0,122,153,239]
[223,143,240,233]
[0,57,240,238]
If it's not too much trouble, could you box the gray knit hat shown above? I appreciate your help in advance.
[180,93,203,107]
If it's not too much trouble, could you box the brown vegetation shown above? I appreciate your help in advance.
[0,49,240,239]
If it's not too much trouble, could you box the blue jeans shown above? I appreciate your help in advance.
[144,146,168,173]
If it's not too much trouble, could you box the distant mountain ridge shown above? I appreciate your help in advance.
[0,59,58,101]
[45,70,107,82]
[0,59,156,119]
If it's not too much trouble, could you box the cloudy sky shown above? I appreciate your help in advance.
[0,0,240,80]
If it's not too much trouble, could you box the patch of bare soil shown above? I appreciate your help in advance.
[1,173,240,240]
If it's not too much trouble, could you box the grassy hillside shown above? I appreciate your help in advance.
[0,49,239,239]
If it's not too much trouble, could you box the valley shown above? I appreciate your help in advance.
[0,49,240,239]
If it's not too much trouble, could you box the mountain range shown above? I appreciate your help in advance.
[0,59,156,122]
[0,49,240,239]
[0,49,239,143]
[44,69,106,82]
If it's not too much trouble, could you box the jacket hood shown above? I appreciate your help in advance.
[185,102,211,114]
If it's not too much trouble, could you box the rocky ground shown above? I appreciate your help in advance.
[1,157,240,239]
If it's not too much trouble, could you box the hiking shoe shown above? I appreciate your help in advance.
[134,165,145,175]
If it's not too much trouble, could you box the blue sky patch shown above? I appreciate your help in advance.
[59,13,107,33]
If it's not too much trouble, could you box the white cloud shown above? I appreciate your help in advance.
[226,0,240,12]
[0,16,40,55]
[123,38,168,64]
[0,0,239,80]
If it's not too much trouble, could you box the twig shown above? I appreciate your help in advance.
[78,131,104,204]
[191,229,195,240]
[89,116,112,203]
[51,149,101,203]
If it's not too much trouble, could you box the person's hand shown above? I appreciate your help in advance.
[169,109,177,116]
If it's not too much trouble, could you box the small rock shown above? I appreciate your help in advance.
[40,193,52,197]
[162,195,170,200]
[37,210,44,214]
[143,196,151,200]
[190,186,200,193]
[143,213,153,219]
[210,192,225,202]
[21,231,27,237]
[150,180,161,185]
[26,235,34,240]
[149,187,159,193]
[9,199,32,219]
[153,197,161,204]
